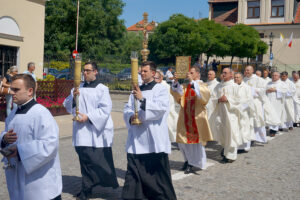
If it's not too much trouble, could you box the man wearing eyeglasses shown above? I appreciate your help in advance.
[64,62,118,200]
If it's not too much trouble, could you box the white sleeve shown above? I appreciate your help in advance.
[63,88,75,114]
[138,86,169,122]
[86,86,112,132]
[17,111,59,174]
[192,81,202,99]
[171,82,183,96]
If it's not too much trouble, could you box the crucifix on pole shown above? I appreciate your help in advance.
[136,12,155,62]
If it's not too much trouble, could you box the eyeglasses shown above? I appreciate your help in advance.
[154,77,160,80]
[83,69,94,73]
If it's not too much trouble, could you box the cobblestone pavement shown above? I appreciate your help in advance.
[0,94,300,199]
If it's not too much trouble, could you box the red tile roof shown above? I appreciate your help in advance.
[213,7,238,26]
[295,2,300,23]
[127,20,156,31]
[208,0,238,3]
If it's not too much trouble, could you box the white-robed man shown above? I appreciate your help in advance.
[243,66,268,144]
[281,71,296,130]
[206,70,219,119]
[0,74,62,200]
[171,66,213,173]
[292,71,300,127]
[262,69,272,84]
[64,62,118,200]
[209,68,243,163]
[265,71,287,136]
[233,72,255,152]
[154,70,178,142]
[122,61,177,200]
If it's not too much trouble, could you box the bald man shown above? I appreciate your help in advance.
[210,68,244,163]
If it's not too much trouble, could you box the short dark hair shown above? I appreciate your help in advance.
[141,61,157,72]
[84,61,98,71]
[281,71,288,76]
[12,74,36,92]
[191,66,200,73]
[27,62,35,69]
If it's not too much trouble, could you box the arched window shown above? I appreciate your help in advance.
[271,0,284,17]
[0,16,20,36]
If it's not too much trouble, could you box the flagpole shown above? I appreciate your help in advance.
[75,0,80,51]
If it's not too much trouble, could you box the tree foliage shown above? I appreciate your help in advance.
[44,0,126,61]
[148,14,268,65]
[148,14,197,64]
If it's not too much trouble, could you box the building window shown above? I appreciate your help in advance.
[248,1,260,18]
[271,0,284,17]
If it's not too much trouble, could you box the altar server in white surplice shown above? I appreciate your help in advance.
[243,66,268,144]
[209,68,243,163]
[265,71,287,136]
[234,72,255,152]
[122,61,177,200]
[64,62,118,199]
[292,71,300,127]
[281,71,296,130]
[155,70,178,142]
[206,70,219,119]
[0,74,62,200]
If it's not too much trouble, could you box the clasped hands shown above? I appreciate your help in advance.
[218,95,228,103]
[266,88,276,93]
[2,129,18,158]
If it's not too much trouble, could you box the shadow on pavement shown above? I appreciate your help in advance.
[115,168,126,180]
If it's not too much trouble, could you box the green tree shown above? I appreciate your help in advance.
[148,14,197,64]
[194,19,229,63]
[224,24,262,66]
[44,0,126,61]
[118,32,143,63]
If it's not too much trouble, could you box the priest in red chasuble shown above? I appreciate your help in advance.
[171,66,213,174]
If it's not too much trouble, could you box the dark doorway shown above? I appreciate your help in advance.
[0,45,18,77]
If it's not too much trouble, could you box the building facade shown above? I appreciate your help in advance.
[0,0,46,78]
[208,0,300,73]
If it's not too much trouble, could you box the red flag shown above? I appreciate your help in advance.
[287,32,293,48]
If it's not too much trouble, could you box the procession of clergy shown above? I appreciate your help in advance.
[1,60,300,200]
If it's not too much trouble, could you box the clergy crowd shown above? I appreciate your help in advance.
[0,60,300,200]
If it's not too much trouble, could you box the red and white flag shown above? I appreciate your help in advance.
[287,32,293,48]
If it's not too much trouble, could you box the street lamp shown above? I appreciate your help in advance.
[269,32,274,70]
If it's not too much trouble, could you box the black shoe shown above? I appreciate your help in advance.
[220,148,225,158]
[221,157,235,164]
[289,127,293,131]
[181,161,188,171]
[251,141,256,147]
[279,128,283,131]
[184,165,194,174]
[237,149,248,154]
[75,191,89,200]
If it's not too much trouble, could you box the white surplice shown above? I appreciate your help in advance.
[237,82,256,149]
[161,80,178,142]
[209,80,243,160]
[293,79,300,123]
[64,83,114,147]
[124,82,171,154]
[282,79,296,127]
[0,103,62,200]
[265,80,287,130]
[206,78,219,119]
[243,75,268,143]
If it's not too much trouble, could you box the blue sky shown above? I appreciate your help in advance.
[120,0,209,27]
